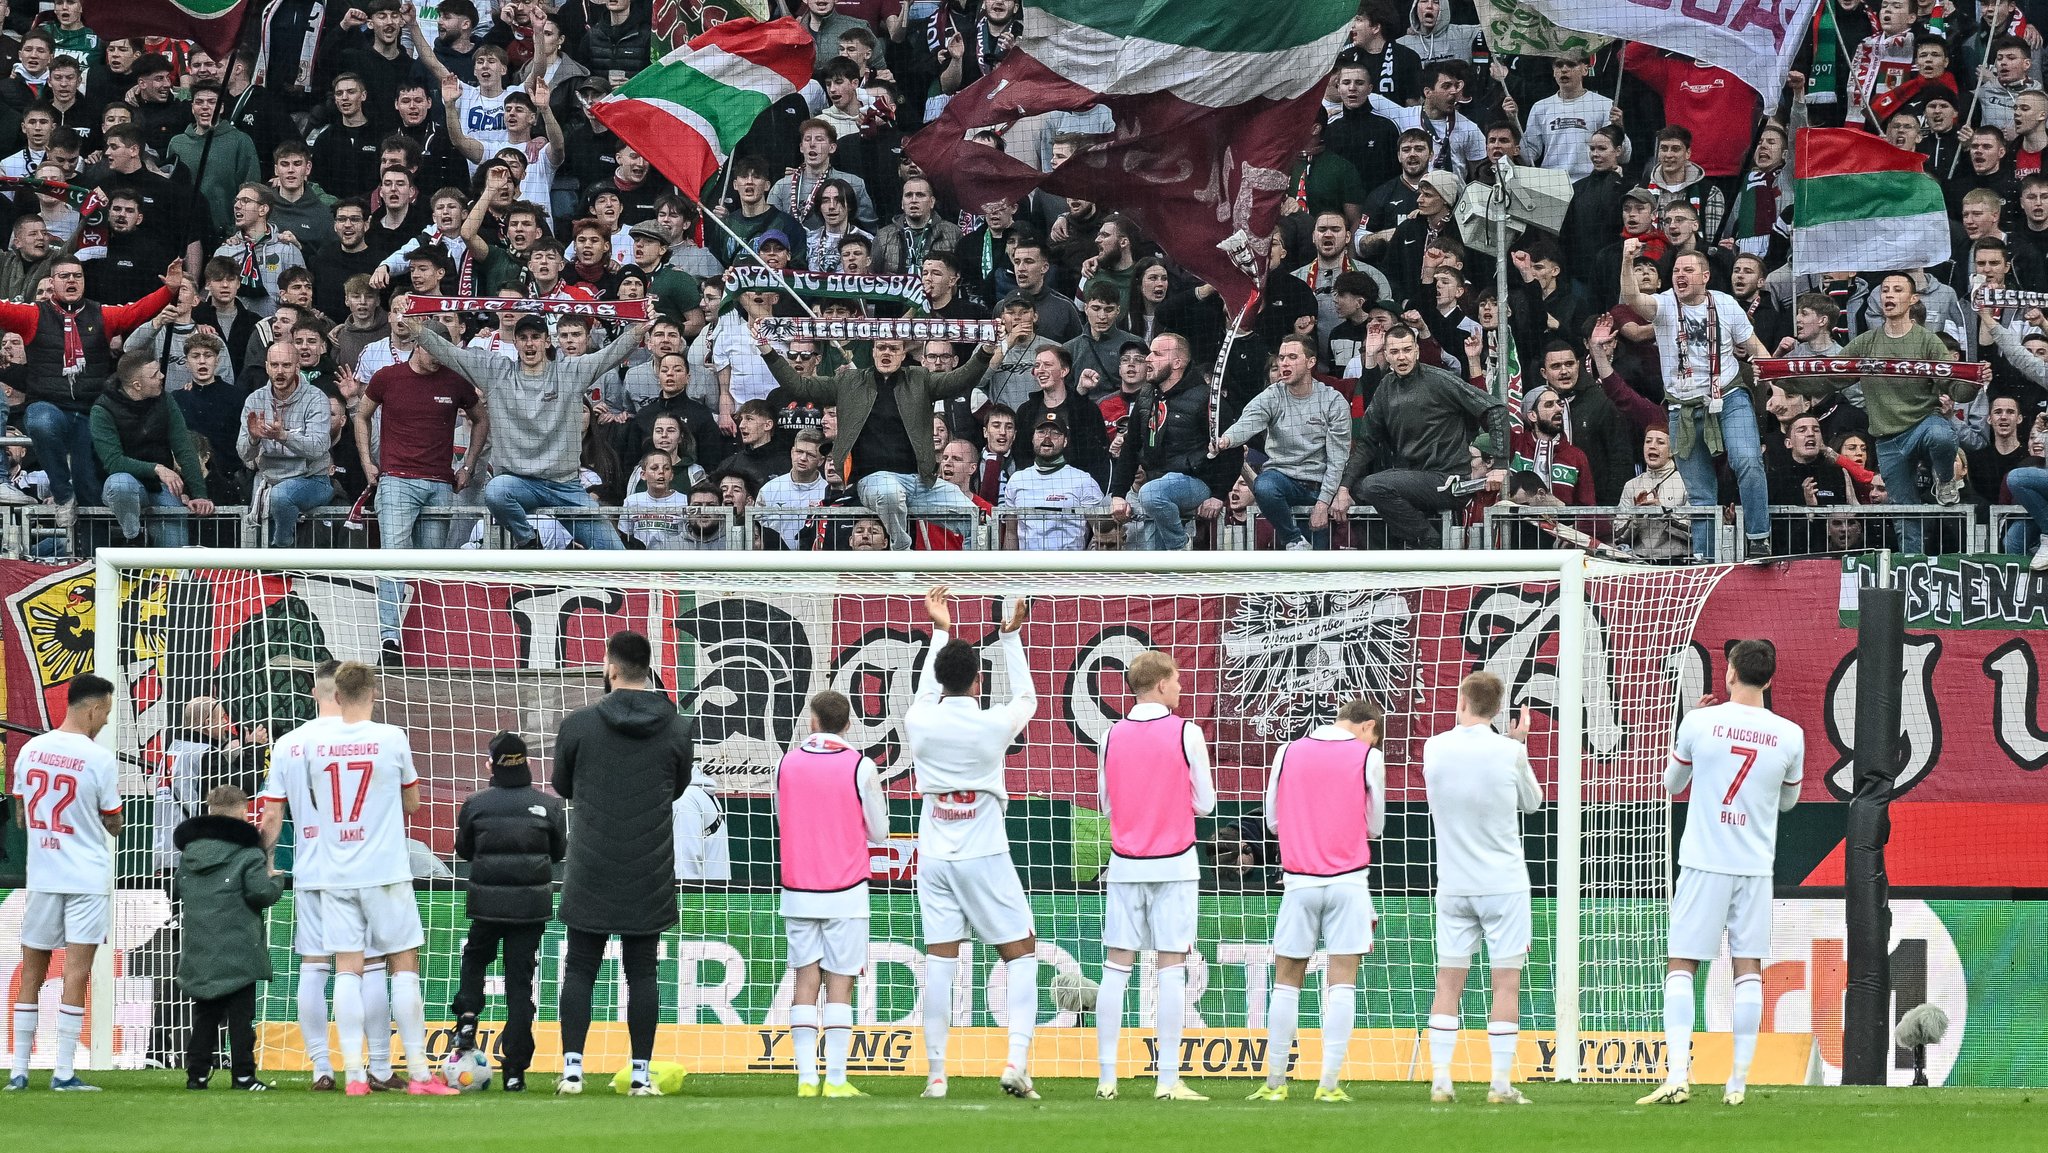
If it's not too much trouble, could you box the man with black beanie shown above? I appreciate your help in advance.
[450,731,565,1092]
[551,631,693,1096]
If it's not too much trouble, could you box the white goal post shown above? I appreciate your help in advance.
[86,548,1727,1083]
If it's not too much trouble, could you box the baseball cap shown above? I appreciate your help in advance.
[489,730,528,772]
[756,228,792,250]
[999,291,1035,312]
[1034,409,1069,434]
[1622,186,1658,206]
[513,314,549,336]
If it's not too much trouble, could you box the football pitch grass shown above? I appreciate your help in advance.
[4,1072,2041,1152]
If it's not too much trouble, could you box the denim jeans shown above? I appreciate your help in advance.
[22,401,100,505]
[2006,467,2048,553]
[854,470,978,550]
[1128,471,1213,551]
[1875,413,1959,555]
[1251,469,1328,548]
[483,473,623,549]
[375,476,454,641]
[1668,388,1767,557]
[262,474,333,547]
[101,473,189,546]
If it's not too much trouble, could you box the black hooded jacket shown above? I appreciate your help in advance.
[551,689,692,935]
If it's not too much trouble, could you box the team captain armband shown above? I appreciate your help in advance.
[1750,358,1989,385]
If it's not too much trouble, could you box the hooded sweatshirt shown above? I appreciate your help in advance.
[552,688,693,935]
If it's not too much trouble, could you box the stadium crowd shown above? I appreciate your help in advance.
[4,0,2048,571]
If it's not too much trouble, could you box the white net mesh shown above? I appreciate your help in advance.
[93,554,1725,1080]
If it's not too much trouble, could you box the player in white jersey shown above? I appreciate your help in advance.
[261,660,396,1091]
[1422,672,1542,1106]
[775,690,890,1098]
[7,675,121,1092]
[1248,697,1385,1105]
[1639,639,1803,1107]
[904,586,1039,1100]
[260,662,456,1097]
[1094,649,1216,1101]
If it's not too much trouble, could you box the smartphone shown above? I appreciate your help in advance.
[908,0,941,21]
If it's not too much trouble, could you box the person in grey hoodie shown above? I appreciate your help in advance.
[1335,323,1511,548]
[406,308,645,549]
[1211,334,1352,550]
[236,341,331,546]
[550,630,691,1096]
[1399,0,1482,64]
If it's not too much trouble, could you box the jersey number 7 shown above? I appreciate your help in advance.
[1721,745,1759,805]
[322,760,375,823]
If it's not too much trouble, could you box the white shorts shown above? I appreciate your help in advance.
[917,854,1034,947]
[1668,867,1773,961]
[1103,880,1199,953]
[302,883,424,957]
[293,889,330,957]
[20,892,109,950]
[1274,884,1375,959]
[1435,891,1532,969]
[787,917,870,976]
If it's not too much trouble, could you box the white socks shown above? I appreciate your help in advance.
[562,1051,584,1079]
[297,963,332,1077]
[1487,1021,1518,1092]
[1095,963,1130,1081]
[923,955,956,1081]
[1663,970,1696,1085]
[1428,1013,1459,1089]
[362,962,392,1081]
[1264,984,1301,1088]
[53,1006,83,1080]
[391,970,428,1082]
[631,1058,650,1087]
[332,971,366,1082]
[1154,964,1187,1089]
[1321,985,1356,1090]
[1004,956,1039,1071]
[823,1003,854,1086]
[791,1004,821,1087]
[11,1003,36,1079]
[1728,973,1764,1092]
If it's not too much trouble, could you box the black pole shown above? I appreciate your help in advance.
[1843,584,1904,1085]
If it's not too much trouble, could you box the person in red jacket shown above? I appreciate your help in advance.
[4,257,182,526]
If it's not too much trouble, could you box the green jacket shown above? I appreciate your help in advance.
[172,814,281,1001]
[763,346,992,485]
[90,387,210,500]
[167,125,262,239]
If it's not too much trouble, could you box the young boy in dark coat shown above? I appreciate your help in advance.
[173,785,282,1090]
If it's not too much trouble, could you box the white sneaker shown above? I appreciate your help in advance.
[1284,538,1314,552]
[554,1074,583,1096]
[999,1064,1039,1100]
[1933,476,1963,506]
[2032,539,2048,573]
[0,482,34,506]
[1636,1081,1690,1106]
[53,498,75,529]
[920,1077,947,1099]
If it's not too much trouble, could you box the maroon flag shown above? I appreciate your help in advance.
[84,0,250,59]
[904,3,1351,317]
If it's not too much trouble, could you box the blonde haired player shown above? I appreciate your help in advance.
[1639,639,1803,1107]
[905,586,1040,1100]
[1423,671,1542,1105]
[260,663,456,1096]
[7,675,120,1092]
[1248,696,1386,1104]
[1093,649,1216,1101]
[776,689,891,1099]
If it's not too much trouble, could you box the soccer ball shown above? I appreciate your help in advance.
[442,1047,493,1092]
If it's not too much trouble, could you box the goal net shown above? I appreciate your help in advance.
[82,549,1726,1083]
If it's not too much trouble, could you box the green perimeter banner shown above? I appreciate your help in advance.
[1840,554,2048,629]
[5,893,2038,1085]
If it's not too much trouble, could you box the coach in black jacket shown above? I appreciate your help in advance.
[450,730,565,1091]
[550,630,692,1094]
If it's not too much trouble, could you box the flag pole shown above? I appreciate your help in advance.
[1492,157,1514,412]
[692,197,826,320]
